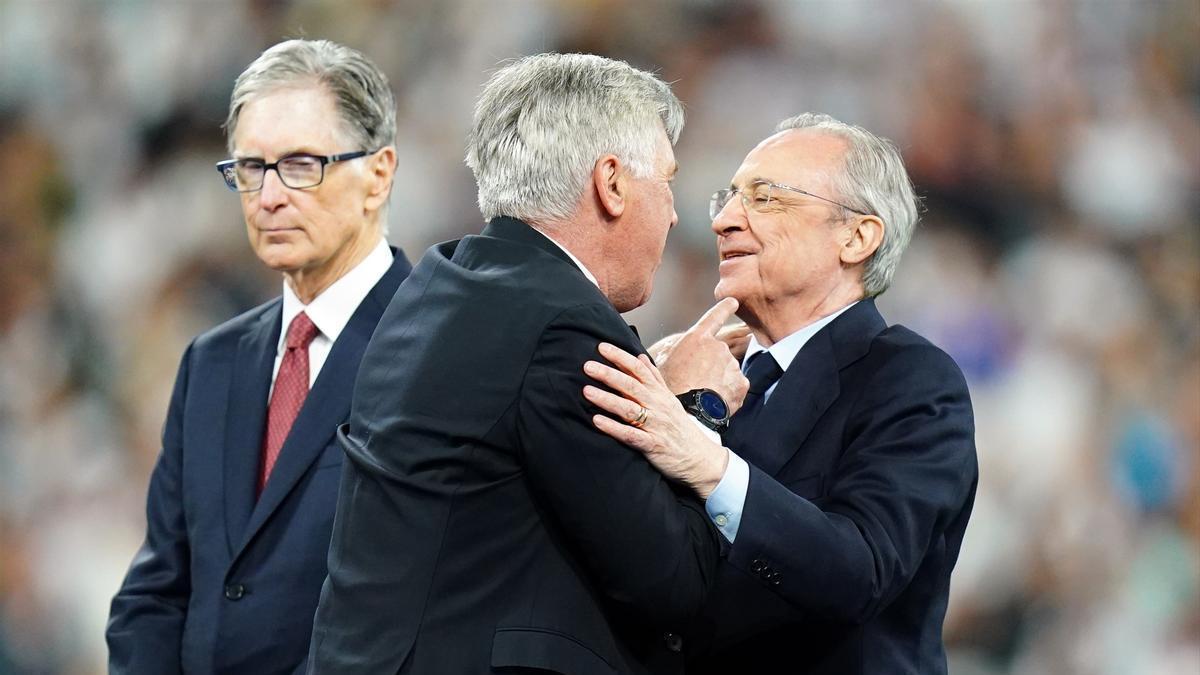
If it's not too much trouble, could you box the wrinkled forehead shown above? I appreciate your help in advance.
[231,85,353,154]
[731,129,848,189]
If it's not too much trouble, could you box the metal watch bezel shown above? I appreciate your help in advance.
[676,388,730,432]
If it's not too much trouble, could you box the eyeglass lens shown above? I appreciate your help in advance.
[231,156,324,191]
[709,183,776,220]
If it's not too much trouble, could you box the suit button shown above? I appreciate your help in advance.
[663,632,683,653]
[750,559,767,573]
[767,570,783,585]
[224,583,246,600]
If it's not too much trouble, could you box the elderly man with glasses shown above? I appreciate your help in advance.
[584,113,978,675]
[106,39,412,674]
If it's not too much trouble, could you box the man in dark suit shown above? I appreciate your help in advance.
[106,39,411,674]
[584,113,978,675]
[307,53,746,675]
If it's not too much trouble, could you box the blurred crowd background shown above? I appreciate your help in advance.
[0,0,1197,673]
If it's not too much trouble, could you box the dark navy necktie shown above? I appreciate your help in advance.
[723,350,783,458]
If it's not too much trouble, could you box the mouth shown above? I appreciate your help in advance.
[720,251,756,261]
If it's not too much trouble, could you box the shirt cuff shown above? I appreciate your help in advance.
[705,449,749,542]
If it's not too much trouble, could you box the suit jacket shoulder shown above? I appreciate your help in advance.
[187,296,280,352]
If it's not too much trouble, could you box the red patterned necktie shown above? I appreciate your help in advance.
[259,311,319,494]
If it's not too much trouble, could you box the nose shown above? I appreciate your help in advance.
[711,194,748,236]
[257,167,290,212]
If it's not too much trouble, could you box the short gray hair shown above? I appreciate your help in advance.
[466,53,684,224]
[776,113,919,297]
[225,39,396,154]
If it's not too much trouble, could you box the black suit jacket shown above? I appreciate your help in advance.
[107,250,411,675]
[689,299,977,675]
[308,217,720,675]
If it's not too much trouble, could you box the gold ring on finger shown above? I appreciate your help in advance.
[629,406,649,429]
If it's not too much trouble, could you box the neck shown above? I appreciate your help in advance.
[285,230,381,304]
[532,206,640,312]
[533,220,606,281]
[741,282,862,347]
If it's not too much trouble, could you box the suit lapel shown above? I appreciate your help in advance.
[232,252,410,559]
[733,330,839,476]
[234,328,358,554]
[728,300,887,477]
[222,305,280,555]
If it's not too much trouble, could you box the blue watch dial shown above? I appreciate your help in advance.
[698,390,728,420]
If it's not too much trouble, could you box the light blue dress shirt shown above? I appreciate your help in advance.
[705,302,858,542]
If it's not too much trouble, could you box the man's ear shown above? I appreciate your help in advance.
[364,146,397,212]
[592,154,626,219]
[840,214,884,265]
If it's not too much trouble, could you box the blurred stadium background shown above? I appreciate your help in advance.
[0,1,1197,673]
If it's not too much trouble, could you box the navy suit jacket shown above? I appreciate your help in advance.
[107,250,411,675]
[689,299,978,675]
[308,218,719,675]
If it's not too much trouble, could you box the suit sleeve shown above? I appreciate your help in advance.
[106,343,194,674]
[515,304,721,626]
[727,343,977,624]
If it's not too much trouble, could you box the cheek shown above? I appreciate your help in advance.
[240,197,259,224]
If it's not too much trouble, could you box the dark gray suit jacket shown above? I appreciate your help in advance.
[308,217,720,675]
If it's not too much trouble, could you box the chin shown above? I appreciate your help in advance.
[713,280,738,302]
[613,295,647,314]
[254,248,304,273]
[611,285,652,314]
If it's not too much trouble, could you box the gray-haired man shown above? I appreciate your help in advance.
[307,53,744,674]
[584,114,978,675]
[107,39,411,674]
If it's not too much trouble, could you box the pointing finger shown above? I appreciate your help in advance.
[692,297,740,337]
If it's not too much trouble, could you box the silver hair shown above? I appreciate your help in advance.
[465,53,684,224]
[775,113,919,297]
[224,39,397,156]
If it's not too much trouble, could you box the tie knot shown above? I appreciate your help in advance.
[285,311,319,350]
[744,351,783,395]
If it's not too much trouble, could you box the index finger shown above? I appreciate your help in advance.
[691,297,740,337]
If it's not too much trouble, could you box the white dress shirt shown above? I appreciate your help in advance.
[706,302,859,542]
[270,239,393,397]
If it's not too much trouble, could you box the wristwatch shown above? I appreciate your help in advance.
[676,388,731,433]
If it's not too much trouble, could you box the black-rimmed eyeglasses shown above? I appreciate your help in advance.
[216,150,377,192]
[709,180,869,220]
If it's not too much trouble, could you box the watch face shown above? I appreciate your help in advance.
[698,390,729,420]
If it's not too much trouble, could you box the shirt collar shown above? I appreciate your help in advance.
[278,238,393,353]
[742,301,859,372]
[538,230,599,288]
